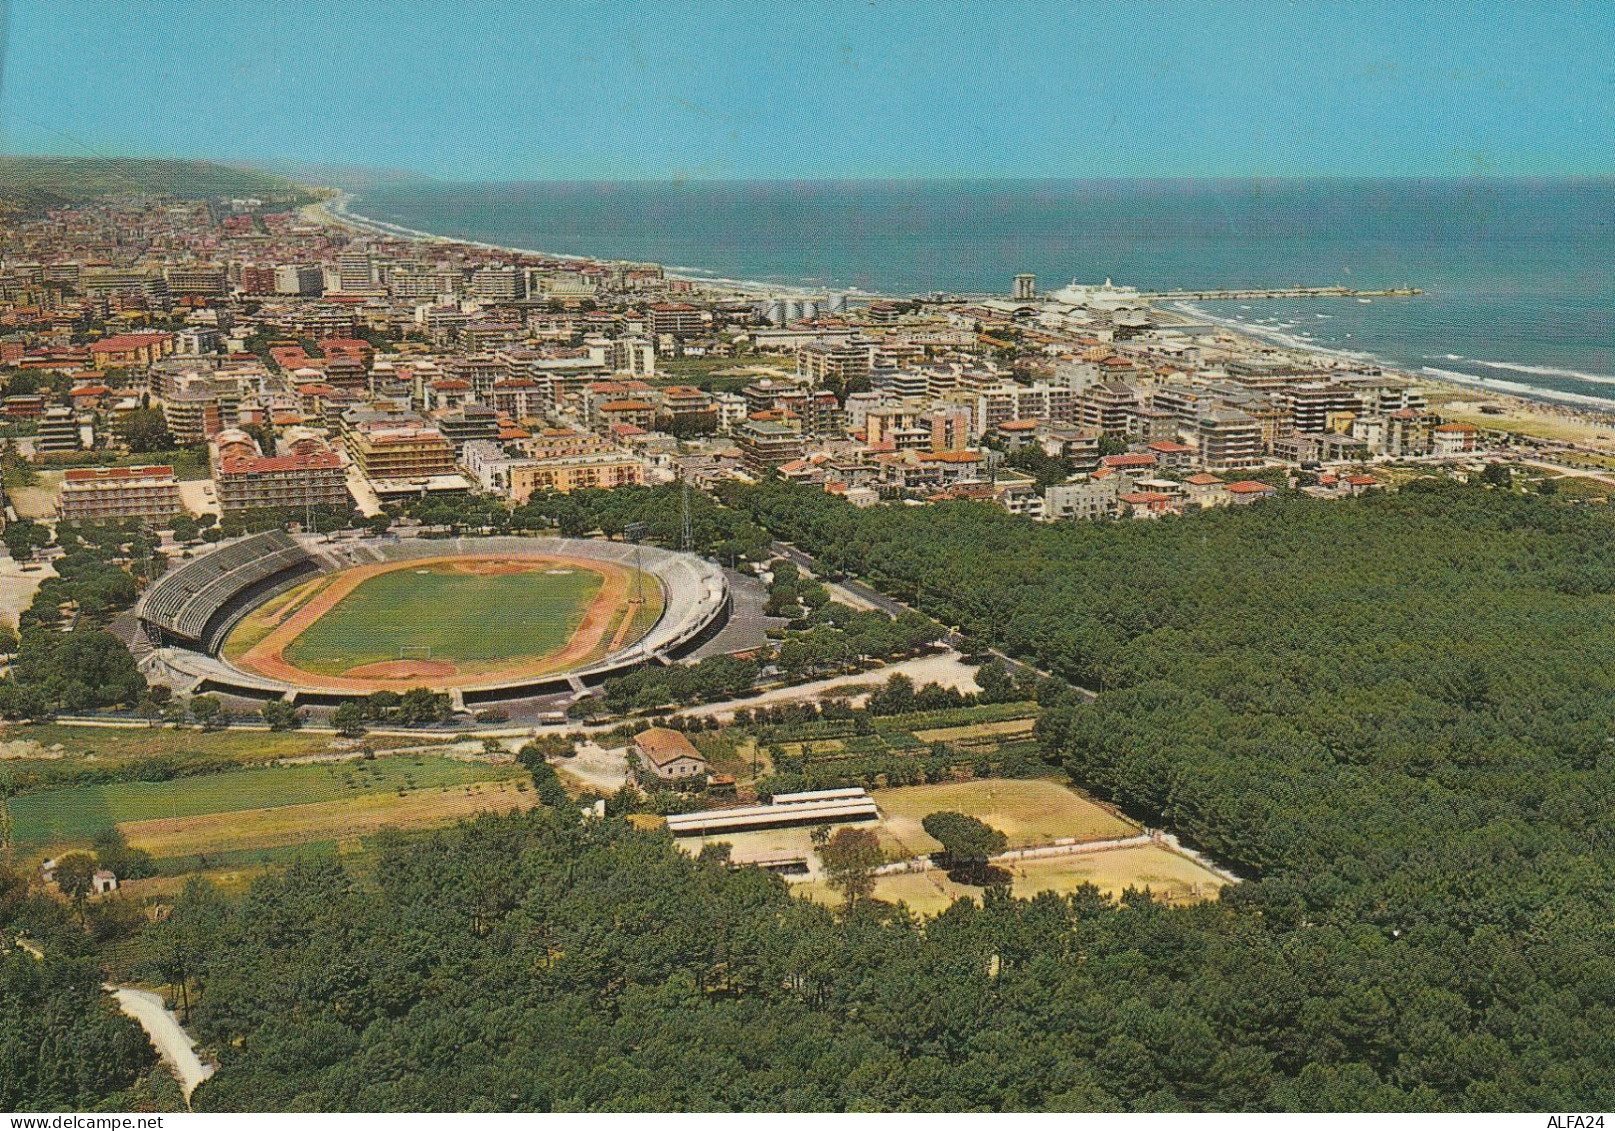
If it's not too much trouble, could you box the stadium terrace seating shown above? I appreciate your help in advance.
[138,531,316,647]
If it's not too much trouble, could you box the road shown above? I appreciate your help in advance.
[106,985,214,1104]
[1515,457,1615,488]
[680,650,982,721]
[770,541,1093,700]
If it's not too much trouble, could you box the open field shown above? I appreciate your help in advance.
[676,823,830,867]
[6,470,62,519]
[0,556,54,629]
[679,651,984,719]
[230,553,664,691]
[798,844,1227,914]
[116,864,272,900]
[870,779,1138,855]
[1546,476,1613,500]
[672,778,1155,892]
[1003,846,1228,902]
[912,717,1038,744]
[118,778,534,859]
[9,755,523,853]
[0,722,349,763]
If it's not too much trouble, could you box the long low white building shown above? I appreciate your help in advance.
[666,789,879,837]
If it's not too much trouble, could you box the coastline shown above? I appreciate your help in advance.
[313,190,845,300]
[303,186,1615,452]
[1168,301,1615,448]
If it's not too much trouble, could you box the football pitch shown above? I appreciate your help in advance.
[281,561,607,676]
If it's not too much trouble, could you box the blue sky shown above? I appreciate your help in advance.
[2,0,1611,179]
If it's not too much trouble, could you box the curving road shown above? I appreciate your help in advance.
[106,985,214,1103]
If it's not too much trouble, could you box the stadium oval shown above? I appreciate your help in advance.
[136,532,731,706]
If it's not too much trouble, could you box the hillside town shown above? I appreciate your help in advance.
[0,189,1557,535]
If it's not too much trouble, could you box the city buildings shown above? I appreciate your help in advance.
[58,465,183,524]
[215,443,351,513]
[734,417,806,476]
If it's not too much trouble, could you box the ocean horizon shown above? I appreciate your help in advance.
[349,177,1615,406]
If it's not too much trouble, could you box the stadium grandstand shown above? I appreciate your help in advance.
[137,531,319,652]
[137,533,734,706]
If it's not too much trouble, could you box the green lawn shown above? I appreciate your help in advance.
[9,755,521,852]
[283,563,607,675]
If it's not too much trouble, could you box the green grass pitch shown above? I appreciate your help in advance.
[281,562,607,675]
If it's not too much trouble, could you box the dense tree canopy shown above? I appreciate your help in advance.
[28,477,1615,1111]
[0,866,156,1110]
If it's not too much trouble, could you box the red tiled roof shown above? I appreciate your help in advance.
[633,726,704,767]
[64,464,174,482]
[90,333,171,351]
[220,452,343,474]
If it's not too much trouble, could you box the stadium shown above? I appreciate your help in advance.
[135,531,733,707]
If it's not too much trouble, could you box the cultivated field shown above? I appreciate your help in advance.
[911,718,1038,744]
[116,778,534,859]
[228,553,665,691]
[9,754,524,855]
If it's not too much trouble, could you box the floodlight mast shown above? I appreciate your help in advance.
[625,520,648,603]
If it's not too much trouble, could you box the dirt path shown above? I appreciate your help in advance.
[106,985,214,1104]
[680,651,983,720]
[236,554,645,693]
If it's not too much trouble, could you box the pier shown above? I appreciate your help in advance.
[1141,286,1422,300]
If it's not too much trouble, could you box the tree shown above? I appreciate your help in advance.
[1480,462,1512,488]
[169,513,200,543]
[188,694,223,729]
[2,519,49,563]
[8,629,145,709]
[819,826,883,906]
[363,690,401,719]
[397,687,449,724]
[260,700,301,731]
[921,810,1007,881]
[52,851,98,912]
[866,673,916,715]
[116,408,174,453]
[331,701,366,736]
[975,659,1015,702]
[91,826,154,881]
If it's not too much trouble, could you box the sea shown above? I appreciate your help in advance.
[349,178,1615,407]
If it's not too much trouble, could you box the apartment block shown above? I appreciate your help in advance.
[59,465,183,524]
